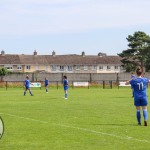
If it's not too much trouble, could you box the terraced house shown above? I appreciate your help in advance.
[0,50,125,73]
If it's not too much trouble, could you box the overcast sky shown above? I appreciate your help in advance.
[0,0,150,55]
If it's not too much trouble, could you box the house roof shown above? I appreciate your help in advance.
[0,55,21,64]
[19,55,49,64]
[0,54,122,65]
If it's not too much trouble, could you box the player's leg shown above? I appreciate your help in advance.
[135,99,141,125]
[141,97,148,126]
[136,106,141,125]
[29,88,33,96]
[24,88,27,96]
[64,90,67,99]
[64,88,68,99]
[142,106,148,126]
[46,85,48,93]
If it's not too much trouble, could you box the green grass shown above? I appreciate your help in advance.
[0,87,150,150]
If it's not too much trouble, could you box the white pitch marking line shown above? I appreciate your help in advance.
[54,124,149,143]
[0,112,148,143]
[0,113,48,124]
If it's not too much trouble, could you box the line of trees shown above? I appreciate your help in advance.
[118,31,150,72]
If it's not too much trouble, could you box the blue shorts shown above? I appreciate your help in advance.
[134,97,148,106]
[64,86,68,91]
[45,84,48,87]
[25,86,30,90]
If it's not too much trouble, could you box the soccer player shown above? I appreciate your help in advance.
[63,75,68,99]
[45,77,49,93]
[24,75,33,96]
[126,67,150,126]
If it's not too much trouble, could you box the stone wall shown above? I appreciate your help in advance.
[3,72,150,82]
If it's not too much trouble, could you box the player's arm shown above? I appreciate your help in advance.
[24,81,26,87]
[30,82,34,85]
[125,80,130,85]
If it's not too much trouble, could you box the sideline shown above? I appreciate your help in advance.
[0,113,48,124]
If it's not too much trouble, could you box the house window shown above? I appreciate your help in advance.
[84,65,88,70]
[99,66,103,70]
[107,66,111,70]
[76,65,80,70]
[26,66,31,70]
[5,66,13,70]
[17,66,22,70]
[92,65,97,70]
[51,65,56,71]
[60,65,64,71]
[115,66,118,70]
[68,66,72,71]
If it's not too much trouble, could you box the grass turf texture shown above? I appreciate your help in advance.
[0,88,150,150]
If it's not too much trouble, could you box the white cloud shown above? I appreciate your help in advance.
[0,0,150,37]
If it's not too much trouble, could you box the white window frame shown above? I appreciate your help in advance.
[51,65,56,71]
[92,65,97,70]
[67,66,72,71]
[5,65,13,70]
[99,66,103,70]
[59,65,64,71]
[26,65,31,70]
[76,65,80,70]
[84,65,88,70]
[114,66,119,70]
[107,66,111,70]
[17,65,22,70]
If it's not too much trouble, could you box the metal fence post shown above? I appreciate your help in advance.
[57,81,58,89]
[103,81,105,89]
[6,81,7,91]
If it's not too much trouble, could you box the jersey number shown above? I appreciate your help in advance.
[137,82,144,90]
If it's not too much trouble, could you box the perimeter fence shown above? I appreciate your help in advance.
[0,72,150,90]
[0,80,138,90]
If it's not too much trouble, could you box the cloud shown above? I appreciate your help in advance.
[0,0,150,37]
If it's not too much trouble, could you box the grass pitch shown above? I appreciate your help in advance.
[0,87,150,150]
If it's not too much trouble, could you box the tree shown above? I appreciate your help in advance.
[118,31,150,72]
[145,49,150,72]
[0,67,8,81]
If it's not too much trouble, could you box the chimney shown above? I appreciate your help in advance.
[33,50,37,55]
[81,51,85,57]
[52,50,56,56]
[98,52,106,57]
[1,50,5,56]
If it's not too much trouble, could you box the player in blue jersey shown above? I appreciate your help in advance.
[45,77,49,93]
[126,67,150,126]
[63,75,68,99]
[24,75,33,96]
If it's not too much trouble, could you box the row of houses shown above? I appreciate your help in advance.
[0,50,124,73]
